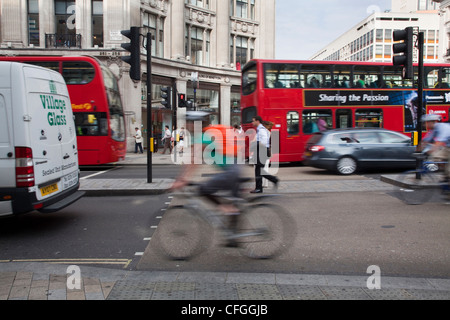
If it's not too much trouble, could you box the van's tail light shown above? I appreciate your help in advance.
[309,145,325,152]
[15,147,35,187]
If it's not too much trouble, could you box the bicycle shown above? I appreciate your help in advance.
[152,181,296,260]
[393,153,450,205]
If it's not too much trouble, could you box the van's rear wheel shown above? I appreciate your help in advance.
[336,157,357,175]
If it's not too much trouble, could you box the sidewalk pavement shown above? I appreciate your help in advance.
[1,262,450,300]
[80,152,395,196]
[1,152,449,300]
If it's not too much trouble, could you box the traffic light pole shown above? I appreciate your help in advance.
[173,83,177,163]
[416,31,425,179]
[147,32,152,183]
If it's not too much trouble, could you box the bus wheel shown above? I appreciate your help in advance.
[336,157,357,175]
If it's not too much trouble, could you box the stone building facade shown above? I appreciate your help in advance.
[0,0,276,150]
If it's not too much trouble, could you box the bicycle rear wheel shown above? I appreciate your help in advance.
[153,206,212,260]
[393,171,438,205]
[237,203,296,259]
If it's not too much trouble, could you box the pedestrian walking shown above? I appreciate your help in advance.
[161,125,172,154]
[134,127,143,154]
[250,116,279,193]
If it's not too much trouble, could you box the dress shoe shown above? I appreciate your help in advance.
[250,189,263,194]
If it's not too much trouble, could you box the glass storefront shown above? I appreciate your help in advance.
[186,82,220,125]
[230,87,241,127]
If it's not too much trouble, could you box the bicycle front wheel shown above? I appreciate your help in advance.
[393,171,438,205]
[153,205,212,260]
[237,203,296,259]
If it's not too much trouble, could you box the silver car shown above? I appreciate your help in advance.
[303,128,416,175]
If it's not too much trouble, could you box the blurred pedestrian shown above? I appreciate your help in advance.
[251,115,279,193]
[161,125,172,154]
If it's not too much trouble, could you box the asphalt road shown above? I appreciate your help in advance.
[137,190,450,278]
[2,164,449,279]
[0,195,171,270]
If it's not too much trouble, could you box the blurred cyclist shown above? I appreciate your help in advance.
[421,114,450,184]
[170,111,245,246]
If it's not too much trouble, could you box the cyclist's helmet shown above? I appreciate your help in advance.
[421,114,441,122]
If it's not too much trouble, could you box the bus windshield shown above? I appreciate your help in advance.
[242,63,257,95]
[102,66,125,142]
[62,61,96,84]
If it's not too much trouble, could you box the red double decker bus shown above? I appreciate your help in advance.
[241,59,450,163]
[0,56,126,165]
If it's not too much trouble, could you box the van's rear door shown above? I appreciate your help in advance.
[55,74,79,191]
[23,66,76,201]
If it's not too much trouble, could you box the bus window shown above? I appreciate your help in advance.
[353,65,382,88]
[301,65,332,88]
[25,61,60,73]
[74,112,108,136]
[242,106,257,124]
[336,109,352,128]
[242,63,257,95]
[382,66,412,88]
[302,110,332,134]
[333,65,351,88]
[264,63,301,88]
[62,61,96,84]
[424,67,440,88]
[355,109,383,128]
[441,67,450,88]
[287,111,299,134]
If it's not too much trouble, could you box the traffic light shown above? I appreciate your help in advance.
[121,27,141,81]
[178,93,186,108]
[393,27,414,79]
[161,87,172,109]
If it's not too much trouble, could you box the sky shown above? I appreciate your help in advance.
[275,0,392,59]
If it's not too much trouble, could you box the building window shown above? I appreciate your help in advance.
[231,36,250,68]
[231,0,256,20]
[376,29,383,42]
[144,13,155,57]
[28,0,40,46]
[427,30,435,43]
[143,13,164,58]
[55,0,76,39]
[92,0,103,47]
[384,29,392,42]
[186,0,210,9]
[186,26,209,66]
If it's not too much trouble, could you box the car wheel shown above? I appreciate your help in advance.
[336,157,357,175]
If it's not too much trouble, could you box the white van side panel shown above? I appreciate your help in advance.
[0,64,15,189]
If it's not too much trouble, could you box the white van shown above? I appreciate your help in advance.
[0,62,84,216]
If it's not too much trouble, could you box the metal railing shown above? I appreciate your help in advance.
[45,33,81,49]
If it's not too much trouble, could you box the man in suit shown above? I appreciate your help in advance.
[251,115,279,193]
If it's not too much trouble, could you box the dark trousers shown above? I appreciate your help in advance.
[254,144,277,190]
[135,142,143,153]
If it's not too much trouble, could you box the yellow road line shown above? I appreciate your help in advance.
[1,258,132,269]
